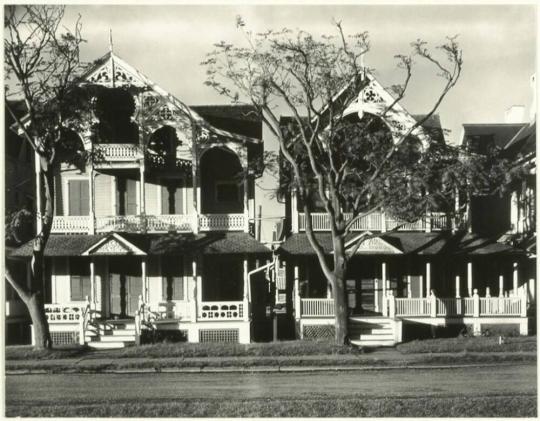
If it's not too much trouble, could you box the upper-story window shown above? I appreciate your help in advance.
[200,147,244,214]
[116,178,138,215]
[94,88,139,144]
[68,180,89,216]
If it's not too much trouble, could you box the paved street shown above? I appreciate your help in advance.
[7,363,536,404]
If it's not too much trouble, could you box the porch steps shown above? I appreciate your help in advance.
[348,317,396,347]
[85,320,137,349]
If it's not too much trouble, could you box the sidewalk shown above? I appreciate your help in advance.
[5,348,535,374]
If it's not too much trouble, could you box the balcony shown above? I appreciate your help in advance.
[93,143,143,165]
[297,212,450,232]
[51,213,246,234]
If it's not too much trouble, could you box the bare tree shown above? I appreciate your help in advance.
[4,5,88,349]
[203,18,466,344]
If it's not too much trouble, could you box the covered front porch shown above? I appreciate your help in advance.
[279,231,533,342]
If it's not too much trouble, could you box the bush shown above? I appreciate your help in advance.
[480,324,520,337]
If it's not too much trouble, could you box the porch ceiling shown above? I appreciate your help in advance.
[9,232,271,257]
[278,232,526,257]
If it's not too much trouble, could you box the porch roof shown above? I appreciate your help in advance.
[278,232,525,257]
[10,232,271,257]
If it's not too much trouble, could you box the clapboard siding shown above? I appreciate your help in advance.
[145,182,159,215]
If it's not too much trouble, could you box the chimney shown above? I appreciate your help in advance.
[504,105,525,124]
[530,73,536,121]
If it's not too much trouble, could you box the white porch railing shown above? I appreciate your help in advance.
[146,214,194,232]
[300,298,335,317]
[94,143,143,161]
[297,212,449,232]
[480,297,523,316]
[52,215,90,233]
[198,301,244,320]
[395,298,431,316]
[199,214,245,231]
[389,295,525,318]
[44,303,86,323]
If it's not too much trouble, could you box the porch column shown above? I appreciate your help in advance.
[243,258,249,321]
[499,275,504,297]
[426,262,431,297]
[455,275,461,298]
[90,258,96,306]
[467,261,473,297]
[406,275,412,298]
[419,275,424,298]
[381,261,387,297]
[291,191,299,233]
[139,165,146,232]
[192,150,200,234]
[513,262,519,296]
[141,258,147,303]
[243,175,249,233]
[294,265,300,320]
[35,152,42,233]
[374,279,379,312]
[192,259,198,321]
[89,168,95,234]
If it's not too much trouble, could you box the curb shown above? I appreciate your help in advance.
[5,361,530,375]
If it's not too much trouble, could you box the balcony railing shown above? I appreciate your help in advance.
[51,213,245,234]
[297,212,449,232]
[198,301,244,320]
[52,215,90,233]
[94,143,143,162]
[199,214,245,231]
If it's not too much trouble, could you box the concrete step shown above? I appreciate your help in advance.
[350,327,393,334]
[87,341,128,349]
[351,339,396,347]
[101,328,136,335]
[358,333,395,340]
[97,334,136,342]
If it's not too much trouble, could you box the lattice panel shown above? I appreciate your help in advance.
[303,324,335,340]
[51,331,79,346]
[199,329,239,343]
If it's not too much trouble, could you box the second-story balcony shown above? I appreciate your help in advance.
[297,212,451,233]
[93,143,144,166]
[51,213,247,234]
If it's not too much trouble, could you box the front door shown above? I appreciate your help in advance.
[109,274,142,318]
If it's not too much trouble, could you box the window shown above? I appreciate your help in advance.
[70,257,91,301]
[215,181,240,203]
[68,180,89,216]
[162,258,184,301]
[116,178,138,215]
[70,275,91,301]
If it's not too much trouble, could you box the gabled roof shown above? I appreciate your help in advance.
[191,104,262,139]
[503,120,536,157]
[14,51,261,146]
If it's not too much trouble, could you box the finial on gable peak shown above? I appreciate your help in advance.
[109,29,113,54]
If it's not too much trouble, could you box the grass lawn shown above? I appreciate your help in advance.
[397,336,537,354]
[5,340,360,360]
[6,395,536,417]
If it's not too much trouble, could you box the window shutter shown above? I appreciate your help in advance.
[161,186,169,214]
[68,180,89,216]
[172,277,184,300]
[162,276,169,301]
[126,179,137,215]
[70,276,82,301]
[81,276,91,301]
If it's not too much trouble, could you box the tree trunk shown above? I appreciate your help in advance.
[332,237,349,345]
[28,159,55,349]
[26,291,52,349]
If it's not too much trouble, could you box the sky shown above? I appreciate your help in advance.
[57,4,537,145]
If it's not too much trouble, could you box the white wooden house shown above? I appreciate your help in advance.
[7,53,535,348]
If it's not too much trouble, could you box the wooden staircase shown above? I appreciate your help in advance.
[348,316,397,347]
[85,319,137,349]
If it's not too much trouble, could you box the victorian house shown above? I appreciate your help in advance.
[7,52,535,348]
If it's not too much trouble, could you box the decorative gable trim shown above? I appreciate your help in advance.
[81,233,146,256]
[342,73,433,147]
[344,232,403,255]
